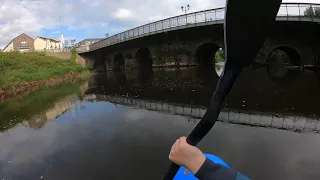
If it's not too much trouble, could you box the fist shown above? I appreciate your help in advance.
[168,136,206,174]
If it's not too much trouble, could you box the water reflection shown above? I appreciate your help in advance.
[1,67,320,180]
[215,62,224,76]
[0,81,88,132]
[87,67,320,119]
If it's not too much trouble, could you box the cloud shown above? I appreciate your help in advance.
[0,0,319,48]
[115,8,134,19]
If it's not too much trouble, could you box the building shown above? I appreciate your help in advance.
[34,36,61,51]
[75,38,103,51]
[2,33,34,52]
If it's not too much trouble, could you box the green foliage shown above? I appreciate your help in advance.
[267,50,288,63]
[0,52,88,88]
[71,47,77,61]
[304,7,320,17]
[316,8,320,17]
[0,80,87,132]
[215,49,225,63]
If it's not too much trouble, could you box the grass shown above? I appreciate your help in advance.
[0,51,88,88]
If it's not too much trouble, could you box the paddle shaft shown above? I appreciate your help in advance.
[163,67,242,180]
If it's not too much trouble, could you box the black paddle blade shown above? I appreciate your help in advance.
[224,0,283,69]
[163,0,282,179]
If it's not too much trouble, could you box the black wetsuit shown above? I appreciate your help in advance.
[195,158,250,180]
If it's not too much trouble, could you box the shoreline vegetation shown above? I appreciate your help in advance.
[0,50,91,102]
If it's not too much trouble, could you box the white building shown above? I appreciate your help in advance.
[34,36,61,51]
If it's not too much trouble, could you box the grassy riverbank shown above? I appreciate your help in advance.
[0,51,88,88]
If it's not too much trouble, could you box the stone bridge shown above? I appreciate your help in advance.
[77,3,320,73]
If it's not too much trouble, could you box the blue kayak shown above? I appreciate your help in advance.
[173,154,230,180]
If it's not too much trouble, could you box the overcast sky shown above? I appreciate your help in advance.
[0,0,319,48]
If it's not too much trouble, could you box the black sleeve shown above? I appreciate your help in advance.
[195,158,237,180]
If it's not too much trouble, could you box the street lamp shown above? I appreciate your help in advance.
[181,5,190,24]
[181,5,190,14]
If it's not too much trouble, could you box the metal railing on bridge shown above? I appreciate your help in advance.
[77,3,320,53]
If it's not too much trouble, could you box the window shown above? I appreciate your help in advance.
[21,41,27,46]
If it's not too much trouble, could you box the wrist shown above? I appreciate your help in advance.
[186,155,206,174]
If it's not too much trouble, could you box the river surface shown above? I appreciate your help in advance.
[1,67,320,180]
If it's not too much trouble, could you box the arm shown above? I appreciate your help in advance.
[195,158,250,180]
[169,136,250,180]
[195,158,236,180]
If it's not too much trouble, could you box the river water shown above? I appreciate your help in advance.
[1,67,320,180]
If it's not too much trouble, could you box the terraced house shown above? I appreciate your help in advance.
[2,33,34,52]
[34,36,61,51]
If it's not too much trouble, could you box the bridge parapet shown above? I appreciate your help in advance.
[77,3,320,53]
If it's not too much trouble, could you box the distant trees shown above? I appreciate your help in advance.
[304,7,320,17]
[215,49,225,63]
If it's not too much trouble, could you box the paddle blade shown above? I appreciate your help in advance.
[224,0,282,69]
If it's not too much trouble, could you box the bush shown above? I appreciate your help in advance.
[215,49,225,63]
[0,52,88,88]
[304,7,320,17]
[71,47,77,61]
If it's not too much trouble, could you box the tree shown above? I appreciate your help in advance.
[215,49,225,63]
[304,7,320,17]
[316,8,320,17]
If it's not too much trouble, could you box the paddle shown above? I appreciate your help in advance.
[163,0,282,179]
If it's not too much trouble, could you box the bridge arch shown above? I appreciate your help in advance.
[194,42,222,67]
[266,46,301,81]
[113,53,125,70]
[135,47,152,69]
[267,46,301,65]
[194,42,225,76]
[268,46,301,66]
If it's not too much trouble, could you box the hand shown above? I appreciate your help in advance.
[168,136,206,174]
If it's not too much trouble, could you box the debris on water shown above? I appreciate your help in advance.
[7,161,10,163]
[242,100,246,103]
[242,105,246,107]
[40,176,43,179]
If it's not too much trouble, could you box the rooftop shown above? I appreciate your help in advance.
[37,36,60,43]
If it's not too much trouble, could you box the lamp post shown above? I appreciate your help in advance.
[181,5,190,24]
